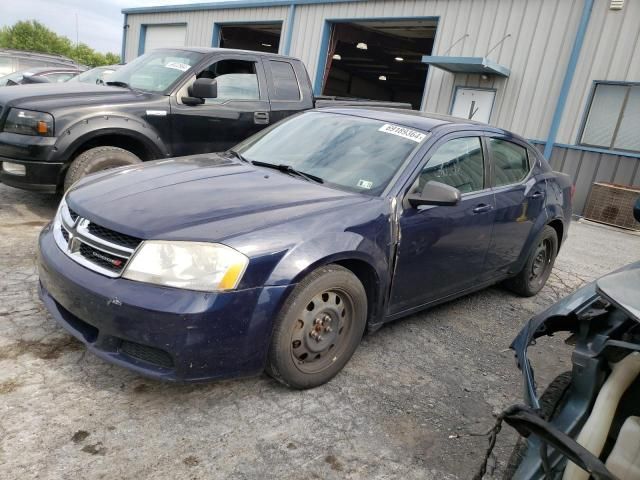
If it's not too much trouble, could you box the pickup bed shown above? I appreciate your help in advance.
[0,47,409,192]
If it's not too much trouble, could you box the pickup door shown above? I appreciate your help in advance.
[169,53,271,156]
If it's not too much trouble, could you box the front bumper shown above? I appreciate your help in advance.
[0,132,62,192]
[37,224,292,382]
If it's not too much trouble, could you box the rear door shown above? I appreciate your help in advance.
[169,53,271,156]
[389,133,496,314]
[483,136,547,275]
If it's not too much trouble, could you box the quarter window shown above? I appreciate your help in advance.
[489,138,529,187]
[580,83,640,152]
[267,60,300,101]
[418,137,484,194]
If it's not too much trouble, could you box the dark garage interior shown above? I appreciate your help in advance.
[321,20,437,109]
[219,23,282,54]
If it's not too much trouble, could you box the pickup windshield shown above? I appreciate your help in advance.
[235,111,427,196]
[107,50,204,93]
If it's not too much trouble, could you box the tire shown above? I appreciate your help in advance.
[266,264,367,389]
[64,146,142,191]
[503,371,573,479]
[504,225,559,297]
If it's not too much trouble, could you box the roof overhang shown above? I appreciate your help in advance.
[421,56,510,77]
[122,0,367,15]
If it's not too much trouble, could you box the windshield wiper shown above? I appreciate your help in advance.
[106,81,131,89]
[227,149,249,163]
[251,160,324,184]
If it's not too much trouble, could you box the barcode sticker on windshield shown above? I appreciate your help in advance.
[165,62,191,72]
[378,124,426,143]
[357,179,373,189]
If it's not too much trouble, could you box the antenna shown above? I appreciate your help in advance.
[75,13,79,67]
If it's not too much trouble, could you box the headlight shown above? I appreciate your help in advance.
[4,108,54,137]
[122,241,249,292]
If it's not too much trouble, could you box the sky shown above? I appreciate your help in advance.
[1,0,229,54]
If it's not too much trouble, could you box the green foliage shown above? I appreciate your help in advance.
[0,20,120,67]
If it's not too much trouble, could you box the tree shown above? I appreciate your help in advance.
[0,20,120,67]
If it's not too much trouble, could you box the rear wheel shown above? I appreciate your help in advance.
[503,371,573,479]
[64,146,142,191]
[266,265,367,389]
[504,225,558,297]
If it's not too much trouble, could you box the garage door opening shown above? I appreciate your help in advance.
[143,24,187,53]
[320,20,437,109]
[218,23,282,54]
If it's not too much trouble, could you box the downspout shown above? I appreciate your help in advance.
[543,0,594,159]
[120,13,128,63]
[282,3,296,55]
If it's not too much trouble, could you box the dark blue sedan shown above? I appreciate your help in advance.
[37,108,573,389]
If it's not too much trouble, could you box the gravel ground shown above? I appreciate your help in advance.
[1,182,638,480]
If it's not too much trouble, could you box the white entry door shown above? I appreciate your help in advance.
[451,88,495,124]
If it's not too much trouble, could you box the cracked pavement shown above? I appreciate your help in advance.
[1,183,639,479]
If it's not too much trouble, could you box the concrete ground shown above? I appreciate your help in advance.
[1,182,638,480]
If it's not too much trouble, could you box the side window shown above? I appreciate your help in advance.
[267,60,301,101]
[44,73,75,83]
[195,59,259,103]
[417,137,484,194]
[488,138,529,187]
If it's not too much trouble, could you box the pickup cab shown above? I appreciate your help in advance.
[0,48,402,192]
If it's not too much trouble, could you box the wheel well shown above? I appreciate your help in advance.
[334,259,380,327]
[67,134,156,165]
[548,219,564,248]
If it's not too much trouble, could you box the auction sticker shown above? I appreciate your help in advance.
[165,62,191,72]
[378,124,426,143]
[357,179,373,189]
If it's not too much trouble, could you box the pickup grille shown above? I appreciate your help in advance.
[54,203,142,277]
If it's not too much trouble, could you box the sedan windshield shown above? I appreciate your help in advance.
[106,50,203,93]
[235,111,427,196]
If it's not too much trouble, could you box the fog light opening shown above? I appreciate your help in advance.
[2,162,26,176]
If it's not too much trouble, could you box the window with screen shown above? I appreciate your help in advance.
[580,83,640,152]
[489,139,529,187]
[268,60,301,101]
[418,137,484,194]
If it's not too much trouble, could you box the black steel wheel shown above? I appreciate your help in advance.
[504,225,559,297]
[266,265,367,389]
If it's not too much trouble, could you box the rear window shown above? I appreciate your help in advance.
[267,60,300,101]
[489,138,530,187]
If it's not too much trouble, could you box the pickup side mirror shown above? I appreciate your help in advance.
[407,180,461,208]
[181,78,218,106]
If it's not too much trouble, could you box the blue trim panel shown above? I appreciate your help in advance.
[282,4,296,55]
[530,140,640,160]
[211,23,221,47]
[421,56,510,77]
[543,0,594,160]
[123,0,366,15]
[138,25,147,56]
[313,15,439,96]
[121,13,128,63]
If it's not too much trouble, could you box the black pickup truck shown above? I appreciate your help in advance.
[0,47,408,192]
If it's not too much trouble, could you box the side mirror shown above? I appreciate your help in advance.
[407,180,461,208]
[634,196,640,223]
[181,78,218,106]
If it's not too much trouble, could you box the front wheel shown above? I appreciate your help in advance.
[266,265,367,389]
[504,225,559,297]
[64,146,142,191]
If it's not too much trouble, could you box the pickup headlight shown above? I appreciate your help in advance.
[122,241,249,292]
[4,108,54,137]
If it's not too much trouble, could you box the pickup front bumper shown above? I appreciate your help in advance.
[0,132,62,192]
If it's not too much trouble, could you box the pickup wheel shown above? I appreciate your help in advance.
[266,265,367,389]
[504,225,558,297]
[64,146,142,191]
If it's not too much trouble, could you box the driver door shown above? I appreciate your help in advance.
[389,134,496,315]
[169,53,271,156]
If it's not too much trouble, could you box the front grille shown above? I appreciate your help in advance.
[119,340,174,368]
[88,222,142,249]
[79,243,127,273]
[68,208,79,223]
[60,226,69,242]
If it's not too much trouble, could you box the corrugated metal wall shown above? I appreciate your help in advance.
[124,5,291,60]
[557,0,640,144]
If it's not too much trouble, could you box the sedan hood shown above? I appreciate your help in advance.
[66,154,367,242]
[0,83,149,112]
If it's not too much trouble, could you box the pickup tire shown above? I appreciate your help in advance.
[504,225,558,297]
[64,146,142,191]
[503,371,573,479]
[266,265,367,389]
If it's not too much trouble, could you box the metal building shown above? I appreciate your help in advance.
[121,0,640,215]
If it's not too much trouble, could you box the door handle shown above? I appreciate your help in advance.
[529,191,544,199]
[472,203,493,214]
[254,111,269,125]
